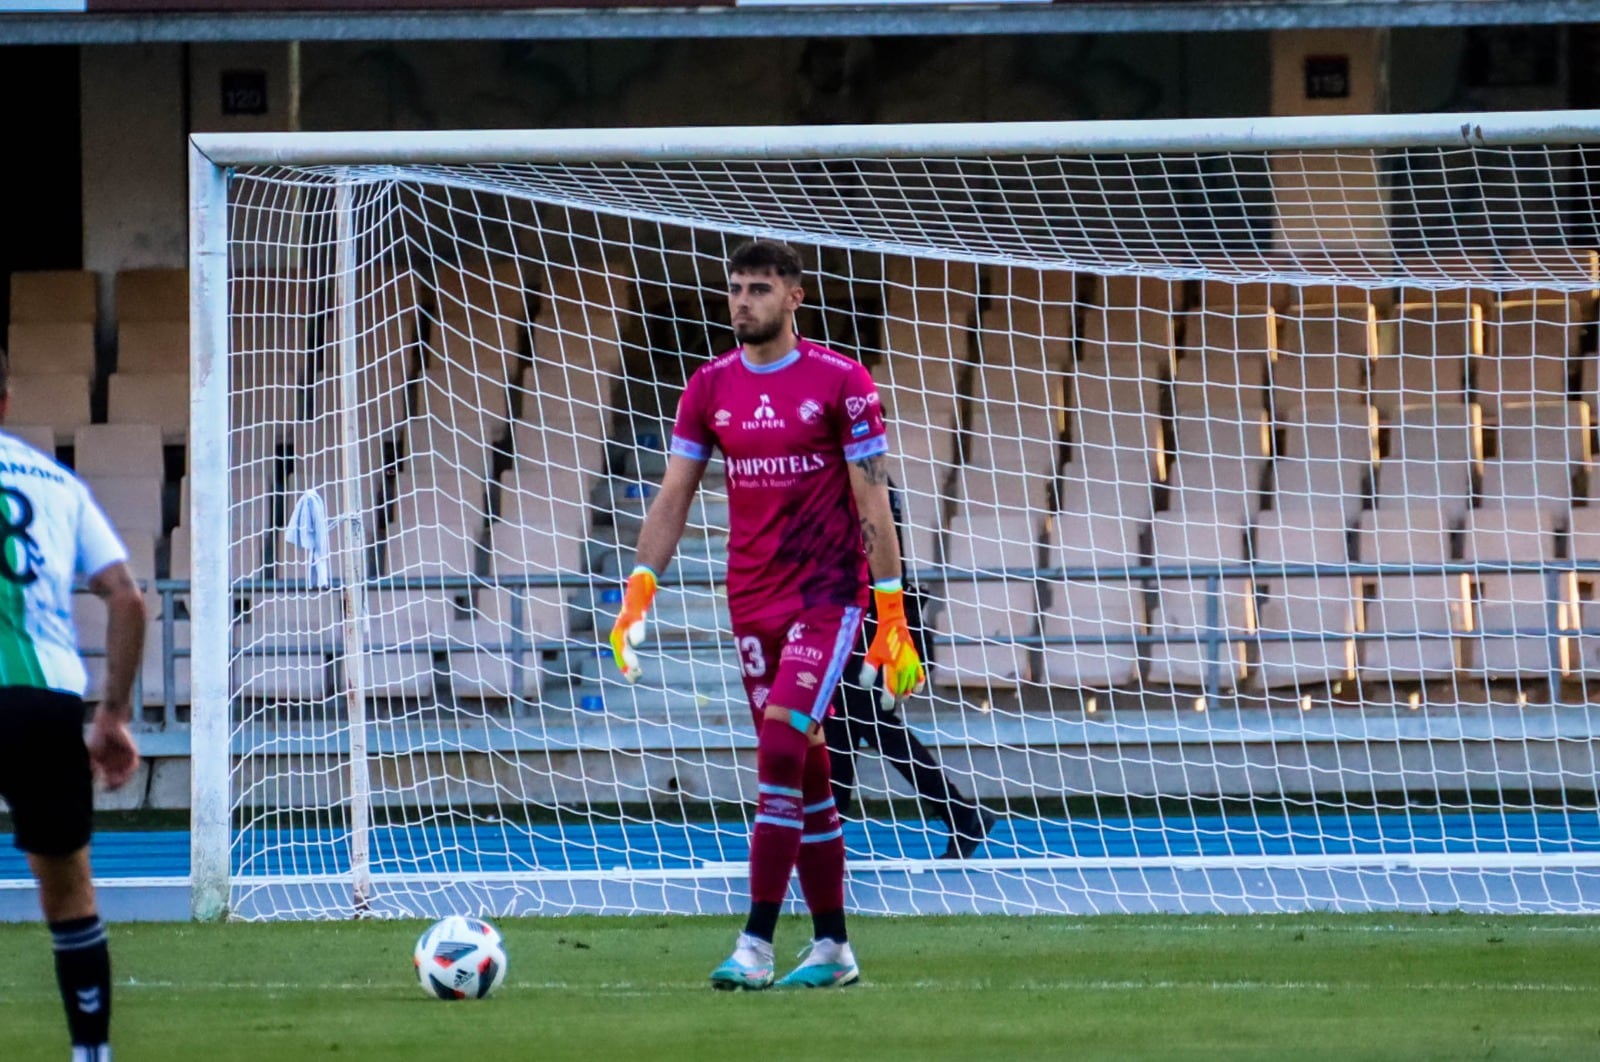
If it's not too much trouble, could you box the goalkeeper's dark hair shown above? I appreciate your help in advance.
[728,239,804,283]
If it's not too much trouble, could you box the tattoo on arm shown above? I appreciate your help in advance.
[852,454,889,486]
[860,515,879,555]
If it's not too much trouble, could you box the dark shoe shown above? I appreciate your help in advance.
[939,807,996,860]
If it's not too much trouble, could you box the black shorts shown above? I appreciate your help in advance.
[0,687,92,856]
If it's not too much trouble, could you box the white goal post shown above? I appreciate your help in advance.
[190,110,1600,921]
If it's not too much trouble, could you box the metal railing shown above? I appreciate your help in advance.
[117,558,1600,728]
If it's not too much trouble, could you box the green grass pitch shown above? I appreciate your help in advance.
[3,913,1599,1060]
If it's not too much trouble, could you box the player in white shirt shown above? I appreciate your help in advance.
[0,357,148,1062]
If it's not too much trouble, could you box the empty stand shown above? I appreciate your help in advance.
[1356,509,1470,682]
[1146,513,1253,690]
[1254,508,1358,688]
[1479,298,1582,417]
[1040,511,1142,688]
[1464,507,1570,683]
[1174,307,1274,413]
[1272,401,1376,520]
[1375,404,1483,524]
[9,270,98,324]
[7,322,95,376]
[1371,301,1479,415]
[8,374,91,442]
[1483,400,1591,512]
[932,511,1038,688]
[1168,408,1271,521]
[116,268,187,323]
[1274,302,1377,408]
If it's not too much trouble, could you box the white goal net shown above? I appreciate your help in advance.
[192,115,1600,920]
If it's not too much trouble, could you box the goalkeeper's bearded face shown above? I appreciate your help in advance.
[728,269,803,346]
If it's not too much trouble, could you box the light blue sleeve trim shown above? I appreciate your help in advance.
[843,435,889,462]
[669,434,711,461]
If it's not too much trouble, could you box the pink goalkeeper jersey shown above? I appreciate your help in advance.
[671,338,888,622]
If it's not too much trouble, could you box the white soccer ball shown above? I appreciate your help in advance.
[413,915,508,1000]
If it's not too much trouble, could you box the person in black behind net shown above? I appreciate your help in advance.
[826,482,995,859]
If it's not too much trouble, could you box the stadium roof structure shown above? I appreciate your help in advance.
[3,0,1600,45]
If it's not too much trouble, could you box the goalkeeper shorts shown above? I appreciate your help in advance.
[732,604,865,729]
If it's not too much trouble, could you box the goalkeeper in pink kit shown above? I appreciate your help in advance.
[608,239,924,990]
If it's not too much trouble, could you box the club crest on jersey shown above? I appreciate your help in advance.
[798,399,823,424]
[714,408,732,427]
[845,396,868,418]
[743,393,785,429]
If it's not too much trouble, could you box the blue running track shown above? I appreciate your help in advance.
[5,809,1600,880]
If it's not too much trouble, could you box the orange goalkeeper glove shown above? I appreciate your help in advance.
[859,579,926,709]
[607,565,658,682]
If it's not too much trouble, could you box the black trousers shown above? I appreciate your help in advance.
[824,660,973,828]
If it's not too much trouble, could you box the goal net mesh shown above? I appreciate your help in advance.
[219,138,1600,920]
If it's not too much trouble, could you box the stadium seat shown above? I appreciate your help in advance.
[882,256,978,430]
[1479,298,1581,417]
[85,475,163,537]
[74,424,163,479]
[977,266,1075,371]
[1072,310,1167,476]
[1175,307,1275,413]
[7,322,96,376]
[4,423,57,458]
[1040,511,1143,688]
[1253,508,1358,688]
[1482,400,1591,512]
[1355,509,1470,682]
[1272,401,1376,519]
[361,590,445,698]
[1168,408,1271,521]
[961,403,1062,517]
[1464,507,1570,683]
[107,372,189,441]
[9,270,98,324]
[1371,301,1479,415]
[1274,302,1377,409]
[235,591,337,701]
[932,511,1037,689]
[529,263,624,383]
[7,373,91,442]
[1058,451,1155,523]
[116,268,187,323]
[1564,508,1600,681]
[496,457,588,544]
[116,321,187,374]
[1374,403,1483,524]
[486,519,572,641]
[1145,512,1253,691]
[1171,348,1271,416]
